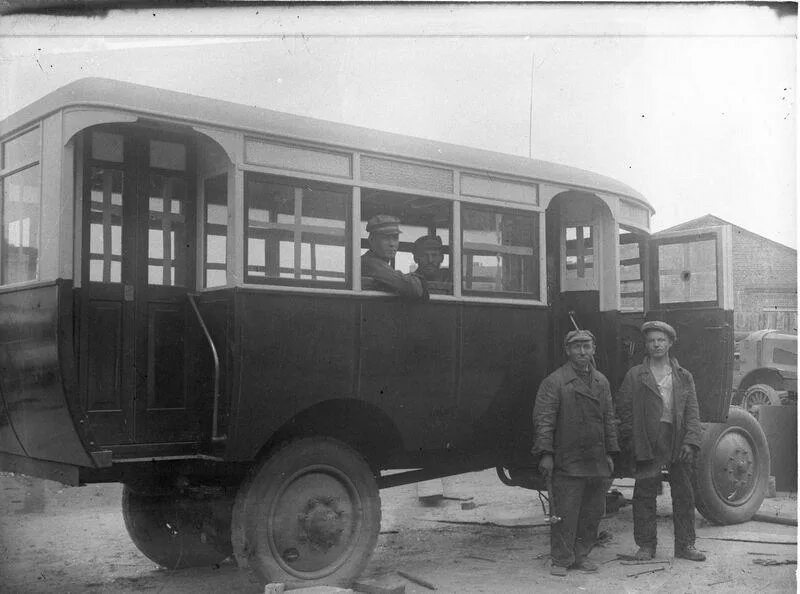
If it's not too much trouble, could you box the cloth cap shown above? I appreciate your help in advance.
[366,214,401,235]
[641,320,676,341]
[413,235,443,252]
[564,329,596,346]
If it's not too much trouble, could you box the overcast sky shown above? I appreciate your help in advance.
[1,3,796,247]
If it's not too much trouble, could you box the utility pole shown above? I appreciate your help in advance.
[529,50,535,158]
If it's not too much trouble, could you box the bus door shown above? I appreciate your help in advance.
[646,225,734,422]
[80,127,201,446]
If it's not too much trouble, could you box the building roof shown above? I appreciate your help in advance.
[1,77,653,213]
[657,214,796,253]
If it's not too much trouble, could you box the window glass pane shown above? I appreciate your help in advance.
[3,128,40,171]
[461,206,538,298]
[245,175,349,285]
[150,140,186,171]
[619,229,643,311]
[87,167,124,283]
[147,174,187,286]
[204,174,228,288]
[565,225,594,280]
[91,131,124,163]
[658,239,717,303]
[2,165,41,284]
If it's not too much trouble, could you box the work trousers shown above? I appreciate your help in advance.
[550,474,606,568]
[632,422,697,551]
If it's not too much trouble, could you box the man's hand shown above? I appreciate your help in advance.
[538,453,554,477]
[679,444,695,463]
[606,455,614,474]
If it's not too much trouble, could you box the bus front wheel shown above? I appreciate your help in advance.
[121,485,233,569]
[692,406,770,525]
[232,436,381,588]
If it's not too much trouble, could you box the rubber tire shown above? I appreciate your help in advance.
[742,383,781,412]
[232,437,380,589]
[693,406,770,525]
[122,485,233,569]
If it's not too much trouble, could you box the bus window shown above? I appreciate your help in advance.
[565,225,594,282]
[147,174,189,286]
[360,190,452,293]
[1,128,42,285]
[244,173,350,286]
[657,237,718,304]
[619,228,644,312]
[461,205,539,299]
[88,167,124,283]
[203,174,227,288]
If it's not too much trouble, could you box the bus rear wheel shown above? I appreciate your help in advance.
[122,485,233,569]
[232,437,381,589]
[692,406,770,525]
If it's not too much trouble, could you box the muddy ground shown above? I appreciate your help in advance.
[1,470,796,593]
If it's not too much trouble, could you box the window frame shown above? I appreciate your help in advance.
[242,171,353,289]
[0,124,43,287]
[460,202,542,301]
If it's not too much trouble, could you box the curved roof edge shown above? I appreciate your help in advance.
[1,77,652,213]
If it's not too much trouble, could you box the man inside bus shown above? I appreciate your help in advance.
[532,330,619,576]
[614,321,706,562]
[412,235,450,287]
[361,214,427,298]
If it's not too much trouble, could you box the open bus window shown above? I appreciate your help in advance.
[360,190,452,294]
[619,228,644,311]
[245,173,350,287]
[461,205,539,299]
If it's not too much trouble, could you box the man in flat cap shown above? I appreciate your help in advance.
[412,235,450,283]
[361,215,426,298]
[614,321,705,562]
[532,329,619,576]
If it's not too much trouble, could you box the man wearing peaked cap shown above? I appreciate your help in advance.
[614,321,705,563]
[361,214,427,298]
[532,329,619,575]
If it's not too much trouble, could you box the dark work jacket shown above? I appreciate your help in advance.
[361,250,427,298]
[614,356,703,464]
[532,363,619,477]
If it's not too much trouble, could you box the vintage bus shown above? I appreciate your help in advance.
[0,78,769,588]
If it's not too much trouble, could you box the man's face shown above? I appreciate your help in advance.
[370,233,399,260]
[645,330,673,358]
[413,248,444,280]
[566,340,595,368]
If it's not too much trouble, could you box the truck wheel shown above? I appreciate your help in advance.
[122,485,233,569]
[742,384,781,413]
[232,437,380,589]
[693,406,770,525]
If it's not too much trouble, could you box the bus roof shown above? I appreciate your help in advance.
[1,77,652,213]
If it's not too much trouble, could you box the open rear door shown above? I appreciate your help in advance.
[647,225,734,423]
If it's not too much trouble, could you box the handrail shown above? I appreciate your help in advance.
[187,293,226,443]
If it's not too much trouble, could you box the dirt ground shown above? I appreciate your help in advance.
[1,470,796,593]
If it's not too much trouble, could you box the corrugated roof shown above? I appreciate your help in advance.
[2,77,652,212]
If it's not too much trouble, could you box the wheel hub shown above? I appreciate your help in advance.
[712,429,758,504]
[298,496,346,550]
[268,467,361,576]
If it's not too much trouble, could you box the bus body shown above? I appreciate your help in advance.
[0,79,765,587]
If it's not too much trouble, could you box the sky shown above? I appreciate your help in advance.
[0,3,796,247]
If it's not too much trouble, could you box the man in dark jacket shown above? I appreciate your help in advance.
[361,214,427,298]
[532,330,619,576]
[615,321,706,562]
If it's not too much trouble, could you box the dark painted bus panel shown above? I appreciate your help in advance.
[0,281,96,477]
